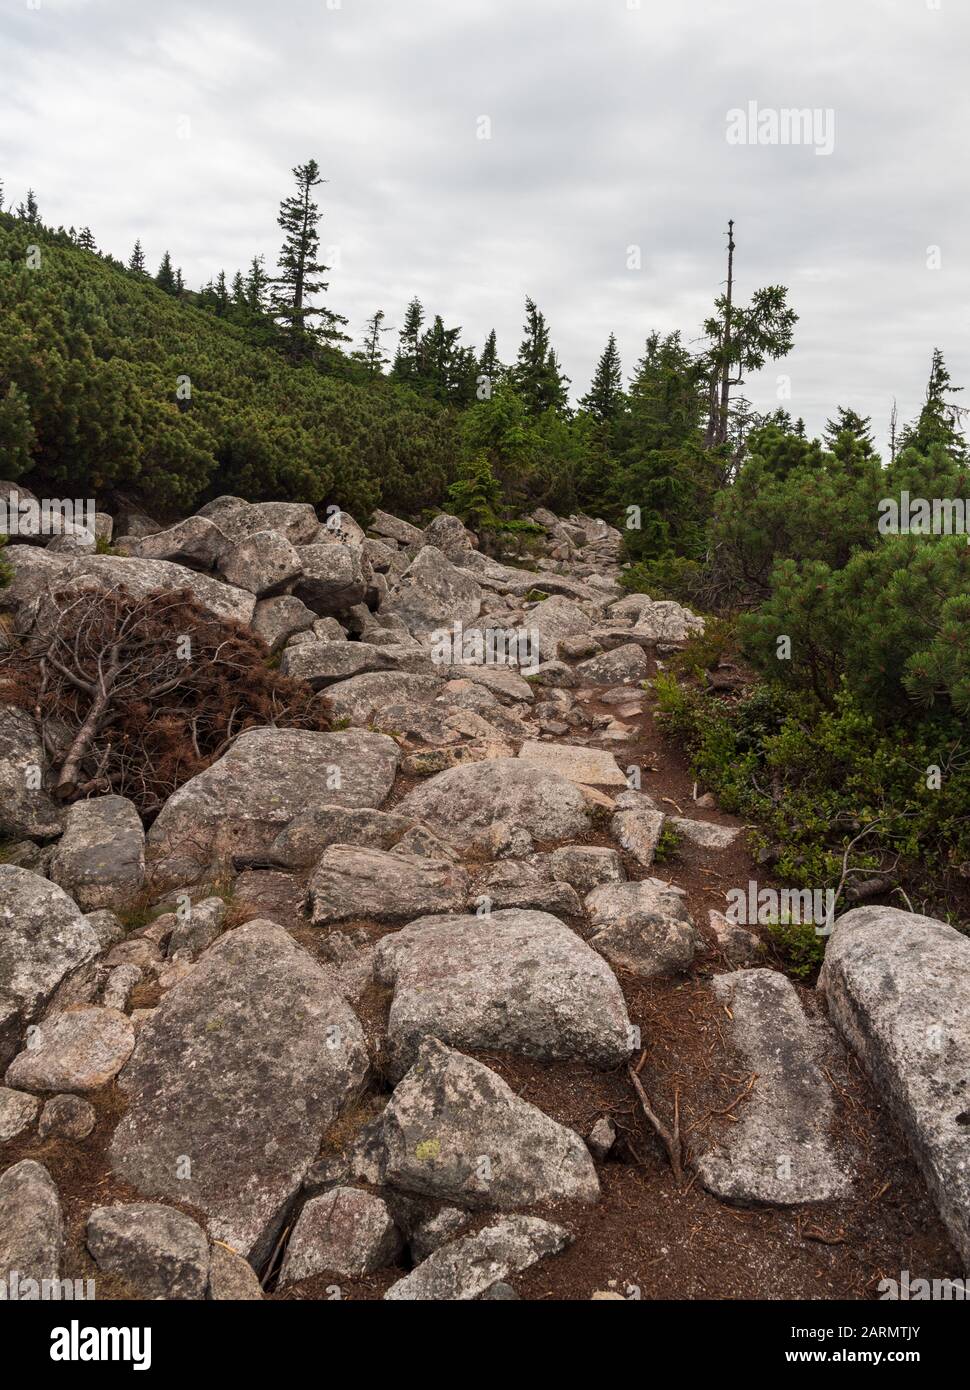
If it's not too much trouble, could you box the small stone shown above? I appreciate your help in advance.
[278,1188,402,1284]
[384,1216,570,1301]
[587,1116,617,1161]
[0,1086,40,1141]
[87,1202,210,1300]
[38,1093,97,1141]
[208,1243,263,1300]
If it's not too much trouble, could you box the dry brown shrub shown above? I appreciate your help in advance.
[0,584,330,817]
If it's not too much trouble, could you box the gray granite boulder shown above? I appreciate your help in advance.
[48,795,145,912]
[127,516,228,569]
[397,758,592,853]
[218,529,302,598]
[6,1006,135,1092]
[820,906,970,1268]
[374,908,636,1079]
[309,845,469,925]
[383,546,482,640]
[87,1202,210,1300]
[292,543,368,615]
[110,920,369,1263]
[146,728,400,889]
[377,1038,599,1209]
[250,594,318,653]
[278,1187,402,1284]
[270,805,415,870]
[280,640,399,689]
[0,1160,63,1288]
[0,865,99,1021]
[384,1216,570,1300]
[586,879,698,979]
[696,969,848,1206]
[0,705,62,839]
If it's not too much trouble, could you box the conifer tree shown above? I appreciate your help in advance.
[898,348,967,459]
[77,226,97,252]
[355,309,392,376]
[512,297,569,415]
[824,406,875,455]
[155,250,177,295]
[581,333,624,422]
[392,297,425,383]
[270,158,348,354]
[17,189,40,223]
[245,255,270,312]
[478,329,502,392]
[128,239,147,274]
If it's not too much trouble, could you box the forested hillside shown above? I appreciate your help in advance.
[2,166,969,947]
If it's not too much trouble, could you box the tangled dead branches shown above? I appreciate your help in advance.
[0,584,330,816]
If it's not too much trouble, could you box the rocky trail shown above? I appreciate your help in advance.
[1,495,968,1301]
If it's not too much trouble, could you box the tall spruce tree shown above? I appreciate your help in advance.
[512,297,569,415]
[478,329,502,393]
[392,297,425,383]
[270,158,348,355]
[155,251,177,295]
[898,349,967,460]
[244,254,270,312]
[17,189,40,223]
[581,333,624,422]
[77,226,97,252]
[128,239,147,274]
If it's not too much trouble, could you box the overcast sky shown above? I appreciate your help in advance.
[3,0,968,453]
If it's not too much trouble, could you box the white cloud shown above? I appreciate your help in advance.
[1,0,967,453]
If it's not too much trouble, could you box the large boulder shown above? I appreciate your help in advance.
[523,595,592,662]
[0,865,99,1021]
[110,920,369,1264]
[374,908,636,1079]
[292,543,368,615]
[377,1038,599,1209]
[52,555,256,626]
[384,1216,570,1300]
[820,906,970,1268]
[215,501,321,548]
[696,969,848,1206]
[127,516,228,569]
[280,640,399,689]
[48,795,145,912]
[0,706,63,839]
[218,530,302,598]
[397,758,592,853]
[575,643,650,685]
[0,1160,63,1288]
[369,510,423,547]
[86,1203,210,1300]
[250,594,317,654]
[6,1006,135,1092]
[518,740,627,788]
[146,728,400,889]
[324,672,443,727]
[422,513,476,562]
[270,805,415,870]
[634,599,704,646]
[586,879,698,979]
[383,546,482,640]
[309,846,469,925]
[0,546,72,629]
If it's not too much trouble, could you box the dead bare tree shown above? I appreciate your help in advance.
[0,583,329,814]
